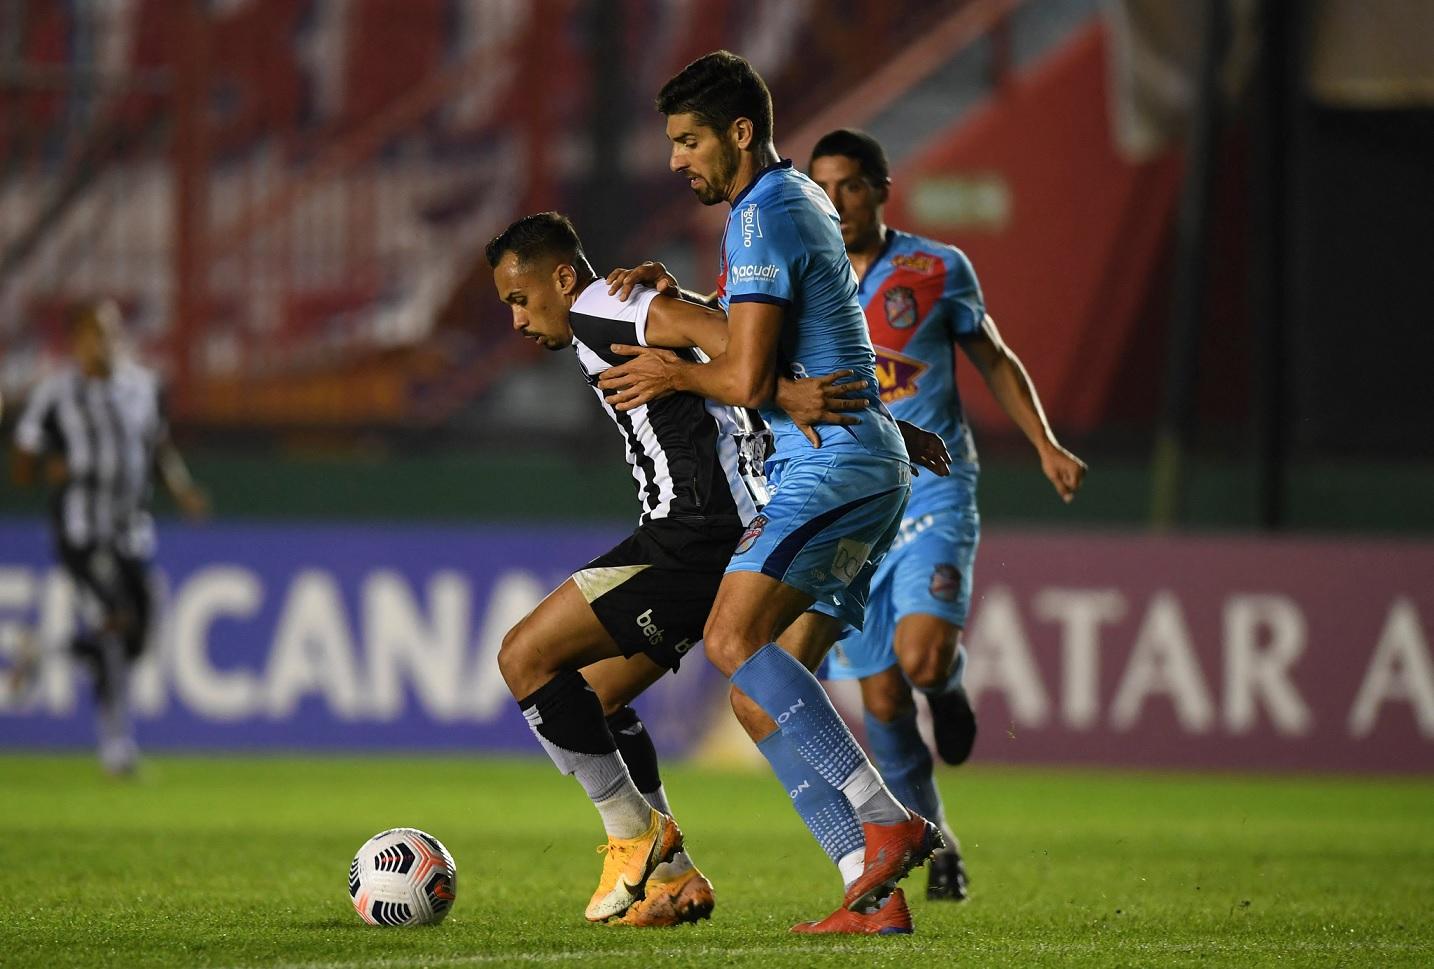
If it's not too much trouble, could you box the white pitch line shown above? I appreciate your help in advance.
[220,939,1432,969]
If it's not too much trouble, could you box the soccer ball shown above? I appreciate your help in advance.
[349,828,457,926]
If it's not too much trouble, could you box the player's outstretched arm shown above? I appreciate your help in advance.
[599,299,784,411]
[11,381,57,488]
[958,313,1087,502]
[9,447,38,488]
[156,437,210,520]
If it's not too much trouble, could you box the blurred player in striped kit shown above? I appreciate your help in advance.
[10,301,209,775]
[809,129,1087,899]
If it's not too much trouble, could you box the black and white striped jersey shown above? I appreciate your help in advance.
[13,361,166,558]
[569,280,770,527]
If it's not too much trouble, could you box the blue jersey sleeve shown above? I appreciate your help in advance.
[726,200,801,306]
[943,248,985,338]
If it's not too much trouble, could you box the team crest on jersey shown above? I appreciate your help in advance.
[735,514,769,555]
[884,286,918,329]
[892,252,939,275]
[929,563,961,602]
[873,346,929,404]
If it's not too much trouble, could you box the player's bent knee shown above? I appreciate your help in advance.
[904,655,951,692]
[702,626,751,678]
[729,685,777,741]
[496,624,541,697]
[898,630,959,692]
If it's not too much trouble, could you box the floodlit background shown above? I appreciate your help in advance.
[1,0,1432,772]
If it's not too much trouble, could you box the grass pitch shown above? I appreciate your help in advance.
[1,755,1430,969]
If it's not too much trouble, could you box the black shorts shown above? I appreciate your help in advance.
[57,542,153,658]
[574,517,742,670]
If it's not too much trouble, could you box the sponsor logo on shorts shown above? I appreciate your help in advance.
[894,512,935,550]
[735,514,768,555]
[832,538,873,587]
[929,563,961,602]
[884,285,919,329]
[636,608,665,646]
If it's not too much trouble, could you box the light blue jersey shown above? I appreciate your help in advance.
[822,230,988,679]
[716,161,907,465]
[857,229,985,520]
[717,161,911,625]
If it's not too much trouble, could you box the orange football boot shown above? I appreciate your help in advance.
[616,855,715,927]
[791,888,913,935]
[584,809,684,922]
[843,815,944,911]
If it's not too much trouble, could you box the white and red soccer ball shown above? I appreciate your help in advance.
[349,828,457,926]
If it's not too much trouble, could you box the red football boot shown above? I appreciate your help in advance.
[843,815,944,911]
[791,888,913,936]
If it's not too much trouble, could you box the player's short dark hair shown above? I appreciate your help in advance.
[485,211,587,270]
[810,129,891,187]
[656,50,774,145]
[69,299,121,333]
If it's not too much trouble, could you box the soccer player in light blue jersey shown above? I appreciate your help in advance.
[599,51,943,934]
[809,129,1088,900]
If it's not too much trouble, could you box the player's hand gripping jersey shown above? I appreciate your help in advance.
[562,279,772,670]
[716,161,907,466]
[569,279,770,528]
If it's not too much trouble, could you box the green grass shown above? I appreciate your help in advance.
[1,756,1431,968]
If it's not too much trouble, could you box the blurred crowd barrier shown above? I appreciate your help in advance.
[2,521,1429,772]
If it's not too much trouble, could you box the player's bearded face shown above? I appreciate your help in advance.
[667,114,740,206]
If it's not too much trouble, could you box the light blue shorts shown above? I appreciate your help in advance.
[821,506,980,681]
[725,451,910,631]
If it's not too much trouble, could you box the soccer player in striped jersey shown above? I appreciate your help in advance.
[809,129,1088,900]
[599,51,949,934]
[10,300,209,775]
[486,211,876,927]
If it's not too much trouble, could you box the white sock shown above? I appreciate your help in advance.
[650,849,695,881]
[838,848,865,889]
[594,784,654,840]
[838,764,910,824]
[641,785,693,876]
[642,784,672,816]
[96,636,135,771]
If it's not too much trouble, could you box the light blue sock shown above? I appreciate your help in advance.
[756,730,863,869]
[863,709,943,825]
[732,644,907,824]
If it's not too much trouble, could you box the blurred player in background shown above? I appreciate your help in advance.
[9,300,208,775]
[809,129,1088,899]
[600,51,946,934]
